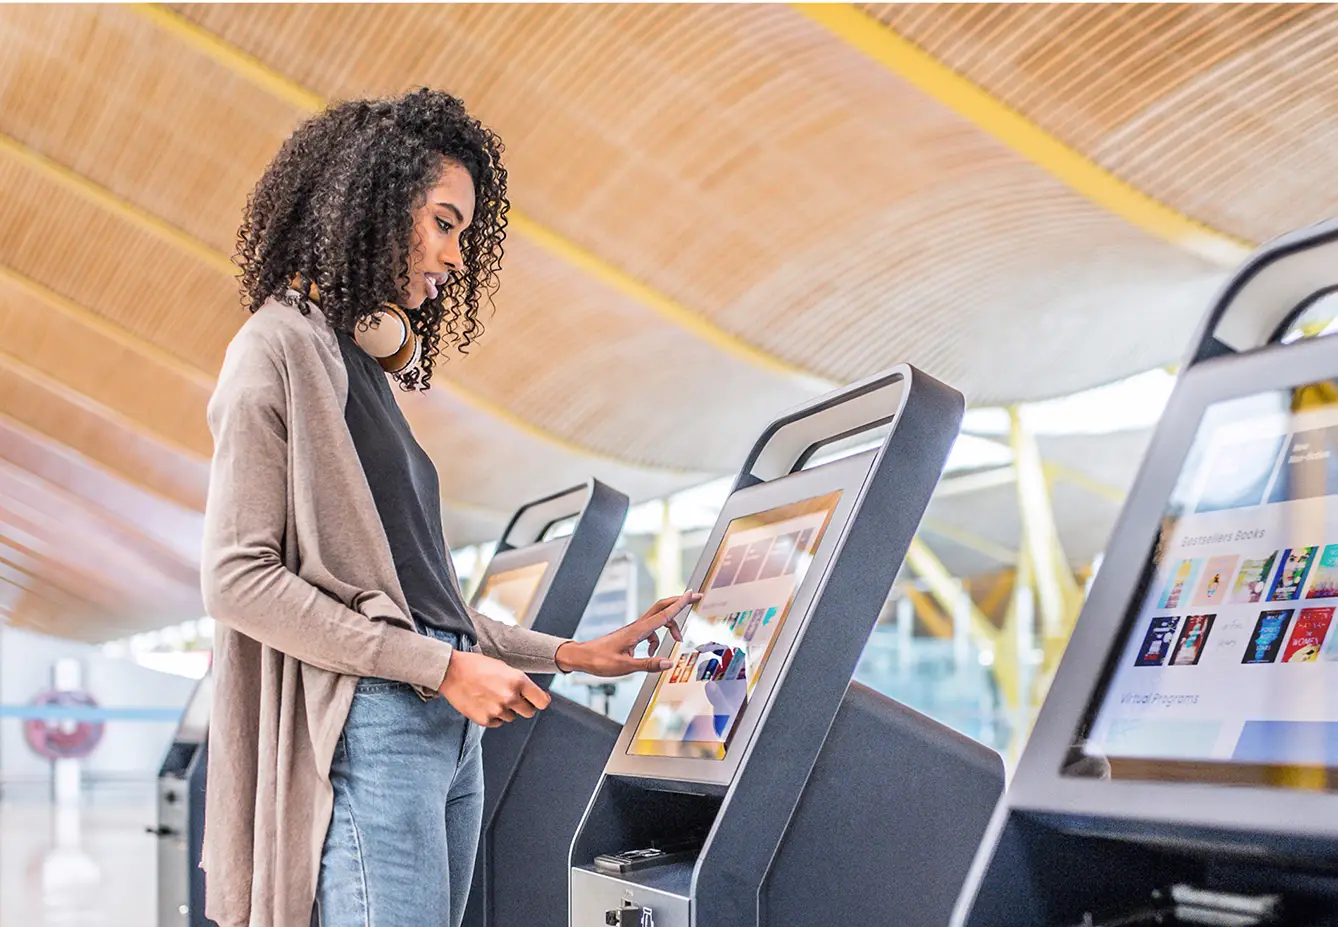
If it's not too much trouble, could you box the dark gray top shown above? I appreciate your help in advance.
[338,333,477,641]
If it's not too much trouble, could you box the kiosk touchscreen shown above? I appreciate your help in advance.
[954,220,1338,927]
[570,366,1004,927]
[473,558,550,627]
[1075,390,1338,785]
[462,479,628,927]
[629,491,839,761]
[153,671,212,927]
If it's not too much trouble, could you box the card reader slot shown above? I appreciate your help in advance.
[594,835,703,876]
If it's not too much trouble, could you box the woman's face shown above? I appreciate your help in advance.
[401,160,476,309]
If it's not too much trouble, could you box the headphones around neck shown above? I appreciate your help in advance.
[293,277,421,375]
[354,303,421,375]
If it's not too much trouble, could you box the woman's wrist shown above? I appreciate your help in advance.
[554,640,584,674]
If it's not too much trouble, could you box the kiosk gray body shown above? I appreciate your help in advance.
[568,365,1002,927]
[954,219,1338,926]
[464,479,629,927]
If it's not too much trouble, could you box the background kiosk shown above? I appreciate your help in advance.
[463,480,629,927]
[569,365,1004,927]
[953,220,1338,927]
[151,671,212,927]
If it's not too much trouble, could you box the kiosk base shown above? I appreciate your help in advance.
[468,694,621,927]
[960,813,1338,927]
[764,682,1002,927]
[570,683,1004,927]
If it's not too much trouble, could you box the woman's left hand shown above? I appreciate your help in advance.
[554,591,699,677]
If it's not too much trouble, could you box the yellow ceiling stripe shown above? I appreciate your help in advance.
[795,4,1254,267]
[0,131,234,278]
[506,212,830,387]
[128,3,324,112]
[0,264,215,391]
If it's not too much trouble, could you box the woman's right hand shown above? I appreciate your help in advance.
[438,649,551,727]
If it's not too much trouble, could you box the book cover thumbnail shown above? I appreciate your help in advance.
[668,651,698,684]
[1135,617,1180,667]
[1243,609,1295,664]
[1283,607,1335,663]
[1170,614,1215,666]
[1230,552,1278,605]
[1267,547,1318,602]
[1159,559,1202,610]
[1307,544,1338,599]
[1192,556,1239,608]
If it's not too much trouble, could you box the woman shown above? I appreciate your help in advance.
[200,89,694,927]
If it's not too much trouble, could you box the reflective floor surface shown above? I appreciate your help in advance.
[0,779,157,926]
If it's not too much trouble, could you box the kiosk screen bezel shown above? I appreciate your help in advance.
[604,451,872,788]
[1007,335,1338,841]
[469,537,568,629]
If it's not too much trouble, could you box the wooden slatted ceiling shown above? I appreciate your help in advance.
[0,4,289,258]
[0,4,811,475]
[0,416,202,566]
[453,234,815,469]
[0,143,240,375]
[0,274,214,458]
[0,474,202,639]
[399,388,709,516]
[0,364,210,513]
[865,3,1338,244]
[2,4,1302,641]
[167,2,1218,404]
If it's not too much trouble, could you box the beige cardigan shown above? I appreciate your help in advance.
[200,298,568,927]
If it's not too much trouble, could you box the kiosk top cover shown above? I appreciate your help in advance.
[608,451,872,786]
[1060,339,1338,804]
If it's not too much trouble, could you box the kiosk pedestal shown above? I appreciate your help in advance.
[463,480,629,927]
[569,365,1004,927]
[152,672,212,927]
[953,220,1338,927]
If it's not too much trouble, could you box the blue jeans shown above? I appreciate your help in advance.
[315,630,484,927]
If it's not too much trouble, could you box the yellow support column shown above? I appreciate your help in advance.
[652,500,684,600]
[998,545,1035,767]
[1008,407,1084,674]
[905,539,999,652]
[905,537,1009,706]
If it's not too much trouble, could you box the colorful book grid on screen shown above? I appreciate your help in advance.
[1137,543,1338,667]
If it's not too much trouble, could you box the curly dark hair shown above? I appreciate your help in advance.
[235,88,509,389]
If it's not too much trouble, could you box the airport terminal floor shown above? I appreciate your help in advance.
[0,782,158,927]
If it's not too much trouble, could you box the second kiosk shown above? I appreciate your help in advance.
[569,365,1005,927]
[463,480,628,927]
[954,220,1338,926]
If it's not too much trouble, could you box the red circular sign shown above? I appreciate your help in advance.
[23,690,105,760]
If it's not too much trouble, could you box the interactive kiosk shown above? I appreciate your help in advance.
[463,480,629,927]
[569,365,1005,927]
[953,220,1338,926]
[151,670,212,927]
